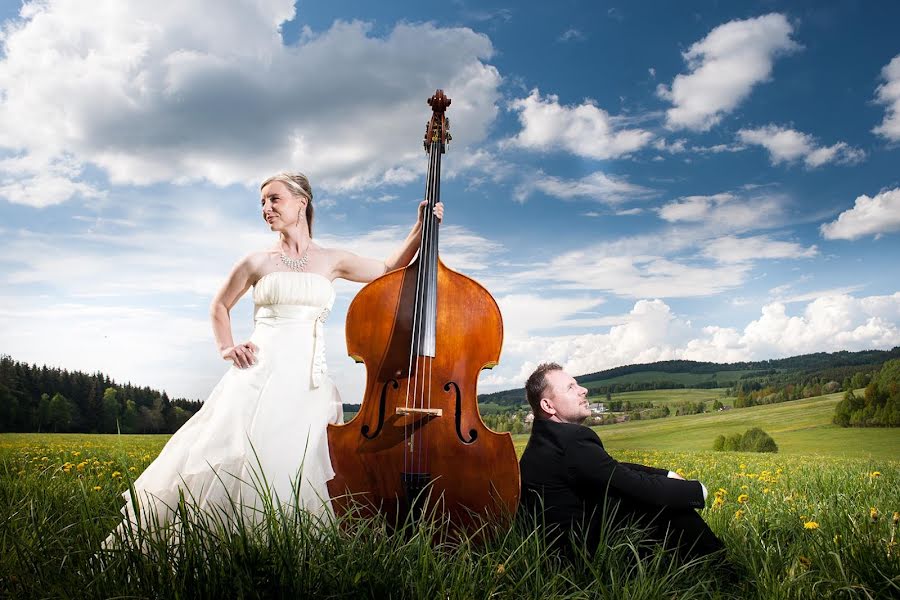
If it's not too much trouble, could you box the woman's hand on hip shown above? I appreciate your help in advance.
[222,341,259,368]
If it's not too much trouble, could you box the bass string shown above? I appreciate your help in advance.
[421,137,441,475]
[416,137,440,475]
[405,129,441,475]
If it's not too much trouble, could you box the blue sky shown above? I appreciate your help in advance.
[1,1,898,403]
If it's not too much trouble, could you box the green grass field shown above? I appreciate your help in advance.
[2,390,899,598]
[595,388,732,406]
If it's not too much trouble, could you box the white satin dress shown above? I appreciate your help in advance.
[106,271,343,545]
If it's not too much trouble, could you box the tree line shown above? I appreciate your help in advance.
[0,355,202,434]
[832,359,900,427]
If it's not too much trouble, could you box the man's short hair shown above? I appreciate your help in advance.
[525,362,563,418]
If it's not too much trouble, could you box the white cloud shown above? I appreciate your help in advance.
[0,3,501,205]
[735,294,900,358]
[873,53,900,141]
[737,125,865,168]
[703,234,817,263]
[558,28,585,42]
[480,293,900,389]
[657,192,785,231]
[515,171,656,204]
[652,138,688,154]
[658,13,799,131]
[820,187,900,240]
[519,249,752,298]
[506,89,654,159]
[615,208,644,216]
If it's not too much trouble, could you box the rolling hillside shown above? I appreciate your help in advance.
[480,347,900,407]
[510,391,900,460]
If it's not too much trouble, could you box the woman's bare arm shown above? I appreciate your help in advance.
[332,201,443,283]
[210,256,260,368]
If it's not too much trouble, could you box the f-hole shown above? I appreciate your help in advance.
[445,381,477,444]
[362,379,397,440]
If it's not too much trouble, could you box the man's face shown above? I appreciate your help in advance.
[540,370,590,424]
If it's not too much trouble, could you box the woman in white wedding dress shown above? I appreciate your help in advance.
[106,172,442,546]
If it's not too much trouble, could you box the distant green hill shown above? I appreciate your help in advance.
[480,347,900,407]
[510,391,900,460]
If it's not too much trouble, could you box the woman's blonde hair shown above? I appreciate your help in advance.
[261,172,314,236]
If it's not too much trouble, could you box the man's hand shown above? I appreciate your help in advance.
[668,470,708,500]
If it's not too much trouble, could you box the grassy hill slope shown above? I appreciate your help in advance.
[601,388,730,405]
[511,391,900,461]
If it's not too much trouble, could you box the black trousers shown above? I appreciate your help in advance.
[600,499,724,560]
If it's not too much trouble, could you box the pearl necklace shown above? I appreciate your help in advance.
[280,248,310,272]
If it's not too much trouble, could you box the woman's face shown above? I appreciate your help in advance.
[260,180,306,232]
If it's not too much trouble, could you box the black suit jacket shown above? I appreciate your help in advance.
[519,419,705,542]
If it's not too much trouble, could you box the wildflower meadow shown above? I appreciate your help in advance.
[0,432,897,599]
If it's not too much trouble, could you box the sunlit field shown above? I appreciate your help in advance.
[1,428,898,599]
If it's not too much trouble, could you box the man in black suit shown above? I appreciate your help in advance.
[518,362,724,559]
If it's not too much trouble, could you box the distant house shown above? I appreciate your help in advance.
[589,402,607,414]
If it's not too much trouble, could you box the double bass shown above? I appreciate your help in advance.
[326,90,520,531]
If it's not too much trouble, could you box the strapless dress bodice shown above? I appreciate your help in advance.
[252,271,335,308]
[250,271,336,389]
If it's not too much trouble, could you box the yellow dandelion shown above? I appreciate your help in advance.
[734,509,744,520]
[870,471,882,478]
[496,564,505,575]
[803,521,819,530]
[737,494,749,504]
[111,471,122,479]
[739,463,746,470]
[893,512,899,525]
[712,496,725,510]
[77,462,86,471]
[93,486,102,491]
[870,507,879,522]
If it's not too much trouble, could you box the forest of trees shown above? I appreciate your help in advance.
[832,359,900,427]
[0,355,202,434]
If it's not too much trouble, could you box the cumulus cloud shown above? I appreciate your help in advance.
[657,191,785,231]
[658,13,799,131]
[737,125,865,168]
[873,54,900,141]
[820,187,900,240]
[480,293,900,388]
[506,89,654,159]
[517,247,752,298]
[703,234,817,263]
[514,170,656,204]
[0,1,502,206]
